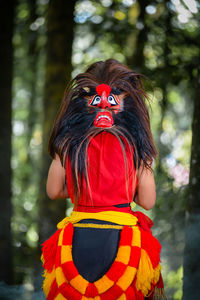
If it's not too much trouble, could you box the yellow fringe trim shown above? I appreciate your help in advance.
[41,254,44,264]
[73,223,124,229]
[57,211,138,229]
[135,249,161,296]
[42,268,56,297]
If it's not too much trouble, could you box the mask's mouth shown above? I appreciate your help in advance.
[94,111,114,128]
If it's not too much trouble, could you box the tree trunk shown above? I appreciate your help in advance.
[39,0,76,243]
[0,0,15,284]
[27,0,39,146]
[127,1,148,71]
[19,0,39,194]
[183,58,200,298]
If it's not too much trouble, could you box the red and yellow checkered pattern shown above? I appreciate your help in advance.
[42,222,161,300]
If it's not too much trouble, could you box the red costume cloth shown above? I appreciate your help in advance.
[66,132,137,211]
[42,133,165,299]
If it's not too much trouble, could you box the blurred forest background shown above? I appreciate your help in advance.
[0,0,200,299]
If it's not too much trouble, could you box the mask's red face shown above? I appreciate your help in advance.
[88,84,121,128]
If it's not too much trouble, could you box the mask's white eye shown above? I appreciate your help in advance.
[108,94,118,106]
[90,95,101,106]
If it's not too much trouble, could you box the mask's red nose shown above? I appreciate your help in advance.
[96,91,111,109]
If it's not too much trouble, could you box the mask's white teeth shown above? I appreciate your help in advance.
[97,115,111,122]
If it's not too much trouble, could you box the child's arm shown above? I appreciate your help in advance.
[134,163,156,210]
[46,154,68,200]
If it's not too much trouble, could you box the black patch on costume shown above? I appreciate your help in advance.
[72,220,121,282]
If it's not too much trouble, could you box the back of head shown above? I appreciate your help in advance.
[48,59,157,200]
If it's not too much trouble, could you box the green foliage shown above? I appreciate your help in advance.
[165,266,183,300]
